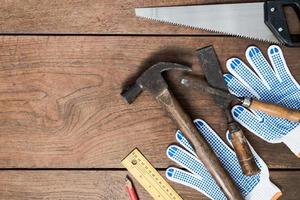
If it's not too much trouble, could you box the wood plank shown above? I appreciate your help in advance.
[0,170,299,199]
[2,0,299,35]
[0,36,299,168]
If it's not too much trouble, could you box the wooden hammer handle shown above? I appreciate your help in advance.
[249,99,300,122]
[228,122,260,176]
[157,89,244,200]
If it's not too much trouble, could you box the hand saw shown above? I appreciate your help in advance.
[135,1,300,47]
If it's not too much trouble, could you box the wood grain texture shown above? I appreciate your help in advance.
[0,170,299,200]
[0,0,241,34]
[1,1,300,199]
[0,36,299,168]
[1,0,298,35]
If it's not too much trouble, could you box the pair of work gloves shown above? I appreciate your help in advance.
[166,45,300,200]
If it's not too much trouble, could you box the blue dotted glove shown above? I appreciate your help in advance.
[225,45,300,157]
[166,119,281,200]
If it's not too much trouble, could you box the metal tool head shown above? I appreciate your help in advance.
[197,46,232,109]
[121,62,191,104]
[180,74,236,102]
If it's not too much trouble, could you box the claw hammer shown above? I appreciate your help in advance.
[121,62,244,200]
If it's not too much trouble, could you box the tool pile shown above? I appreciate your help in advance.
[121,1,300,200]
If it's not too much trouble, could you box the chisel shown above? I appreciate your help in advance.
[191,46,260,176]
[181,74,300,122]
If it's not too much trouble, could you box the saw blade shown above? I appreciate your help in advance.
[135,3,280,44]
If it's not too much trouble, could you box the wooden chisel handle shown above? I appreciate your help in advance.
[244,98,300,122]
[157,89,244,200]
[228,122,260,176]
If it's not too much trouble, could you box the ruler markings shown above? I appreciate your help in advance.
[135,162,168,199]
[122,149,183,200]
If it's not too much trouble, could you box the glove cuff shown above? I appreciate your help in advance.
[282,124,300,157]
[245,178,282,200]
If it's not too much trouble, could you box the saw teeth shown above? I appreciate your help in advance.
[136,16,281,45]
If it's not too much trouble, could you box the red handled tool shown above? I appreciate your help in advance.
[125,176,139,200]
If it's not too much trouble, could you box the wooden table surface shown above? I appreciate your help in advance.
[0,0,299,199]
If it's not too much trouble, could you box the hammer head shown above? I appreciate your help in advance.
[121,62,191,104]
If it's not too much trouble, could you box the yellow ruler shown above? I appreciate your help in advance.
[122,148,183,200]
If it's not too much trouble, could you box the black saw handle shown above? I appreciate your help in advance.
[264,0,300,47]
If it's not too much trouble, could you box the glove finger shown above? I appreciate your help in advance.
[231,105,283,142]
[278,90,300,110]
[254,109,299,132]
[194,119,263,197]
[194,119,236,157]
[177,122,263,187]
[224,74,256,98]
[193,119,242,173]
[268,45,300,90]
[226,58,267,98]
[175,130,197,157]
[166,145,210,177]
[166,167,226,200]
[246,46,279,89]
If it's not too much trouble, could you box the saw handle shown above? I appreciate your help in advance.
[247,99,300,121]
[228,122,261,176]
[264,0,300,47]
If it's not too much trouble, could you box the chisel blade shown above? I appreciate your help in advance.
[197,46,231,109]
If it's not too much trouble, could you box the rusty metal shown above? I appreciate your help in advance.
[196,46,260,176]
[121,62,244,200]
[180,74,237,104]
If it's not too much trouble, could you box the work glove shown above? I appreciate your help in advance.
[224,45,300,157]
[166,119,281,200]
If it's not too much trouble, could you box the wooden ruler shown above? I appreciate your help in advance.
[122,148,183,200]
